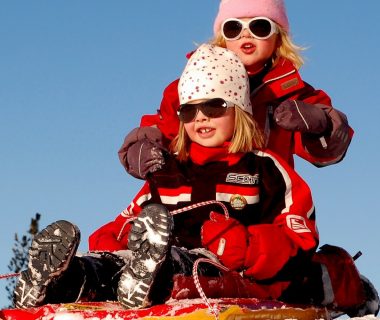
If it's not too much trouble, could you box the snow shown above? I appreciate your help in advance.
[47,312,380,320]
[144,256,159,273]
[141,215,169,246]
[53,314,86,320]
[53,314,125,320]
[118,273,139,296]
[341,317,378,320]
[1,297,379,320]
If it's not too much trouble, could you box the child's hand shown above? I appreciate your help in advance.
[244,224,297,280]
[119,127,167,179]
[201,211,248,270]
[274,100,332,135]
[126,139,166,179]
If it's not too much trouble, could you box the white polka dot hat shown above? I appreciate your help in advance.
[178,44,252,115]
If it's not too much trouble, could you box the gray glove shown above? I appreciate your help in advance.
[274,100,332,135]
[118,127,166,179]
[300,105,351,161]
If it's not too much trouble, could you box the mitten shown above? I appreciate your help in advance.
[244,224,297,280]
[201,212,248,270]
[274,100,332,135]
[118,127,167,179]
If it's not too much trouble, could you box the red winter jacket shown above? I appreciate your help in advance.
[89,143,318,281]
[139,57,353,168]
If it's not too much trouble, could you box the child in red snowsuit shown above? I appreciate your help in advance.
[90,44,376,316]
[120,0,353,180]
[14,44,377,318]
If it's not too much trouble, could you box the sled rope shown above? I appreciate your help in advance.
[192,257,230,320]
[170,200,229,219]
[118,200,229,241]
[0,272,20,280]
[119,200,229,224]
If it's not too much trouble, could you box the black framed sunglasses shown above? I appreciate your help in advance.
[221,17,278,41]
[177,98,235,123]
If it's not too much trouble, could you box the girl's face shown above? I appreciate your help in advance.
[184,105,235,148]
[224,18,278,74]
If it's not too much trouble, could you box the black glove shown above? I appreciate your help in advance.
[274,100,332,135]
[118,127,166,179]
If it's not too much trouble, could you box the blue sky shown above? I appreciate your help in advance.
[1,1,380,310]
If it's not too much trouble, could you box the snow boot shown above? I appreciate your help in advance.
[346,275,380,317]
[148,246,223,303]
[311,244,379,315]
[117,204,173,309]
[13,220,80,309]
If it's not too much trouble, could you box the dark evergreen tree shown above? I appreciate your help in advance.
[5,213,41,308]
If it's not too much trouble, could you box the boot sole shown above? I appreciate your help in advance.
[14,220,80,308]
[29,220,80,286]
[118,204,172,309]
[14,271,44,309]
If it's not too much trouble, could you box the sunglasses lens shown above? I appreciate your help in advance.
[222,20,243,40]
[202,98,228,118]
[178,105,198,123]
[249,19,272,38]
[178,99,229,123]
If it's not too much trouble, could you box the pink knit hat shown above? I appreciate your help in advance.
[213,0,289,35]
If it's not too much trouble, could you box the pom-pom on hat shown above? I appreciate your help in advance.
[178,44,252,115]
[213,0,289,35]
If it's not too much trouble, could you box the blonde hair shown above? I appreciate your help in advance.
[171,107,264,162]
[210,24,305,69]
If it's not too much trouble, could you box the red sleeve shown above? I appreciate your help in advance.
[88,182,151,251]
[244,150,318,280]
[140,79,180,141]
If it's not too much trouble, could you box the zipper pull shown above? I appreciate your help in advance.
[268,105,273,117]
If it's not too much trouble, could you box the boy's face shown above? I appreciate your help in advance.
[224,18,278,74]
[184,106,235,148]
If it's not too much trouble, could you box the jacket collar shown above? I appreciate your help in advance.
[189,142,244,166]
[251,58,305,100]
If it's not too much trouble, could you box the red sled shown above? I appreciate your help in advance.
[0,298,330,320]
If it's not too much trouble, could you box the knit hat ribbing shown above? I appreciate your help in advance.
[213,0,289,35]
[178,44,252,115]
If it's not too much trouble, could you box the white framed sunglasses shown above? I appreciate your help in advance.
[221,17,279,41]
